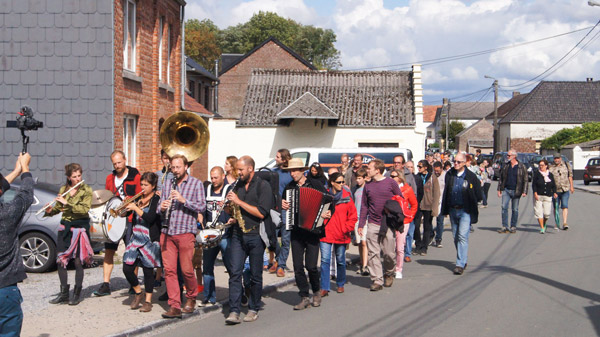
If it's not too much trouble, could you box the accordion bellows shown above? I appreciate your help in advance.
[285,186,333,232]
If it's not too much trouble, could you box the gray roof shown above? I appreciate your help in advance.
[443,102,495,120]
[500,81,600,124]
[0,0,114,187]
[562,138,600,149]
[276,92,339,120]
[220,53,244,73]
[468,140,494,147]
[186,57,218,81]
[239,69,414,127]
[456,118,493,137]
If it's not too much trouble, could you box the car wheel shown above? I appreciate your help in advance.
[584,180,590,185]
[19,232,56,273]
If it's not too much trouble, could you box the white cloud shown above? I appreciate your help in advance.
[450,66,479,80]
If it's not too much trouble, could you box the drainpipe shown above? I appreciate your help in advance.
[180,4,185,110]
[214,59,219,113]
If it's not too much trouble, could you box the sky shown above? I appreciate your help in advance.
[185,0,600,105]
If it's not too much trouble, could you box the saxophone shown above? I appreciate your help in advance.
[226,180,248,233]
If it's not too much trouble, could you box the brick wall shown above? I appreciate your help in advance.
[113,0,182,176]
[218,41,314,119]
[510,137,536,153]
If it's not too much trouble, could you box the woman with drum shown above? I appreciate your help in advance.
[122,172,162,312]
[45,163,93,306]
[319,172,357,297]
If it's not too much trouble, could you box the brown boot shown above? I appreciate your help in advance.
[268,261,278,274]
[182,298,196,313]
[162,306,182,319]
[384,275,394,287]
[139,301,152,312]
[293,297,311,310]
[312,293,322,307]
[130,292,144,310]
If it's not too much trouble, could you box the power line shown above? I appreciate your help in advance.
[344,26,595,71]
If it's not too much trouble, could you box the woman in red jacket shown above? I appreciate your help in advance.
[391,171,418,279]
[319,172,358,297]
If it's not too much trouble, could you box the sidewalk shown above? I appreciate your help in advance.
[19,242,360,337]
[573,180,600,195]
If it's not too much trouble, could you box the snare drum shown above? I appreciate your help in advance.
[88,196,127,243]
[196,229,223,249]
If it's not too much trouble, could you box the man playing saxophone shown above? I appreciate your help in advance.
[225,156,273,325]
[158,154,206,319]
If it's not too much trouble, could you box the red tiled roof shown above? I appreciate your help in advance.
[184,93,213,117]
[423,105,440,122]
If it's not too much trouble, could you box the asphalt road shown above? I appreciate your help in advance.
[147,184,600,337]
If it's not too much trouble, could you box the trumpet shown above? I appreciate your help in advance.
[109,191,144,217]
[36,180,85,215]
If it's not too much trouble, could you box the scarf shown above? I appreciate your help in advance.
[56,228,94,268]
[540,170,551,183]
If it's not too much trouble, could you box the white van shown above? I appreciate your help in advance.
[261,147,413,170]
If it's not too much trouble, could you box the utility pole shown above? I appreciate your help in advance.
[441,98,449,151]
[485,75,499,154]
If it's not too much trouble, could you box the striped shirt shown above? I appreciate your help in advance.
[358,177,402,228]
[158,175,206,236]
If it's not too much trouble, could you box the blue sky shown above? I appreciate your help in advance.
[186,0,600,105]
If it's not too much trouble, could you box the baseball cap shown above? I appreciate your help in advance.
[553,153,561,158]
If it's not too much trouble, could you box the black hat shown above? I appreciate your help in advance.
[0,174,10,194]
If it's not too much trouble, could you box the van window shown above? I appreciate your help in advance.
[318,152,403,169]
[292,152,310,167]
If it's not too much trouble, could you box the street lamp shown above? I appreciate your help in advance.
[485,75,499,154]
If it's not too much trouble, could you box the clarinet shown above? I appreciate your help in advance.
[163,176,177,228]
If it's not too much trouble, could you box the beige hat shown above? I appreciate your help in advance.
[282,158,308,170]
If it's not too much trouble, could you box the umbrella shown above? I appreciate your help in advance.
[554,197,560,230]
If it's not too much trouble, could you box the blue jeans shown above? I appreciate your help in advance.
[202,237,229,303]
[554,191,569,209]
[404,221,415,257]
[227,232,265,314]
[449,208,471,268]
[319,242,346,291]
[275,225,291,269]
[0,285,23,337]
[435,215,444,242]
[501,189,521,228]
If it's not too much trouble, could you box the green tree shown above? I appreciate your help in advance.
[541,122,600,151]
[438,121,465,149]
[185,19,221,71]
[186,11,342,71]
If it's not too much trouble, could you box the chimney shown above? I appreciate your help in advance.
[442,98,448,106]
[587,78,594,82]
[512,91,520,97]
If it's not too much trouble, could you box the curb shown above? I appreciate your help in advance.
[574,186,600,195]
[106,276,297,337]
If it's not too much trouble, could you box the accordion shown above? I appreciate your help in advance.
[285,186,333,232]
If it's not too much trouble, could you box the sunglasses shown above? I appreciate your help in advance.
[417,165,423,168]
[393,161,402,164]
[334,180,344,184]
[390,175,398,178]
[453,160,465,164]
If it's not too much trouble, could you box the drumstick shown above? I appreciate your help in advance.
[36,180,85,215]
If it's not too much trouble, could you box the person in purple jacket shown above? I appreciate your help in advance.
[357,159,403,291]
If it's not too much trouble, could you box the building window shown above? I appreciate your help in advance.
[427,130,433,138]
[123,0,136,71]
[204,86,210,109]
[167,24,172,84]
[358,142,399,148]
[189,80,195,98]
[123,115,137,166]
[158,16,164,81]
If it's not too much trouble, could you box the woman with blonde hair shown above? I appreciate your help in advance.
[45,163,93,305]
[224,156,238,185]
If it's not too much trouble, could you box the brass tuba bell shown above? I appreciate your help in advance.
[160,111,210,162]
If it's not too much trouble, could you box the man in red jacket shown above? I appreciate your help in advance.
[94,150,141,296]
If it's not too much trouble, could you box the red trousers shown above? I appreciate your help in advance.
[160,233,198,309]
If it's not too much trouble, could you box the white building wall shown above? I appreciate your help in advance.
[499,123,580,151]
[207,118,426,179]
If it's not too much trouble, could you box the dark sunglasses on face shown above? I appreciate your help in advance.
[390,175,398,178]
[453,160,465,164]
[334,180,344,184]
[417,165,423,168]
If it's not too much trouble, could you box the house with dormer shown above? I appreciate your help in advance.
[209,41,426,170]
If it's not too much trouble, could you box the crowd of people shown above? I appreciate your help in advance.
[0,146,575,335]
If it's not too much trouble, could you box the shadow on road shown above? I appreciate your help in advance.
[415,259,455,272]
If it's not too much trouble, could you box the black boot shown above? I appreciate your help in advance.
[69,285,83,306]
[49,285,70,304]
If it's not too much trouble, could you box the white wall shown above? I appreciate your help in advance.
[499,123,580,151]
[572,146,600,170]
[207,118,426,179]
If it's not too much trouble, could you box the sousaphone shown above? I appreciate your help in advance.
[160,111,210,162]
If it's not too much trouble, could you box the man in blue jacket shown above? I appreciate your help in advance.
[0,153,34,337]
[440,153,482,275]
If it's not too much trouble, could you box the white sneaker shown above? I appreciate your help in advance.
[395,272,403,279]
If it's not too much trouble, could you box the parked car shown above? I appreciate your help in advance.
[492,152,537,181]
[528,154,572,181]
[583,157,600,185]
[1,179,103,273]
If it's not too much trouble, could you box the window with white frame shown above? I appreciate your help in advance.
[123,0,137,71]
[167,24,172,84]
[159,16,164,81]
[123,115,137,166]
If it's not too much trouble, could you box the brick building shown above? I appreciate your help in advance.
[217,37,317,119]
[1,0,186,187]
